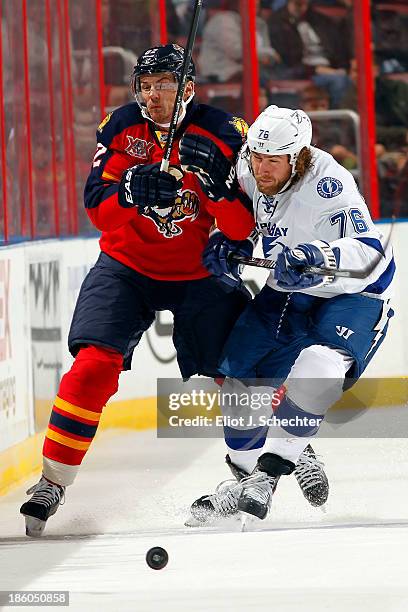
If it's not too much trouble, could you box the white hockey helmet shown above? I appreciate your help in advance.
[247,105,312,175]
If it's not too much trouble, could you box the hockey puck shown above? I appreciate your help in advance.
[146,547,169,570]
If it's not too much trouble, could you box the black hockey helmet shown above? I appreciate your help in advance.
[131,44,196,122]
[131,44,195,97]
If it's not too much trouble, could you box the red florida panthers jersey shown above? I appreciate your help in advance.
[84,101,255,281]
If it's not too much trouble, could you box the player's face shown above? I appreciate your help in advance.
[250,152,292,195]
[139,73,193,126]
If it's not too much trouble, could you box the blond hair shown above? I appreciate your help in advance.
[292,147,313,182]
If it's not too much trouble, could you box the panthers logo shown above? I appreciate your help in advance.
[142,189,200,238]
[97,113,112,133]
[230,116,249,138]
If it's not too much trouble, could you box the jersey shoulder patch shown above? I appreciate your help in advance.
[316,176,344,199]
[229,116,249,138]
[96,102,144,145]
[98,112,113,132]
[192,104,248,152]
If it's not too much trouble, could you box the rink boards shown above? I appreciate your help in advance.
[0,221,406,495]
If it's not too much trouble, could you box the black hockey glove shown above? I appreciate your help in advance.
[179,133,238,202]
[118,163,182,210]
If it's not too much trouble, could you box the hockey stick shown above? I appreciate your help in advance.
[230,221,395,280]
[160,0,203,173]
[230,254,366,279]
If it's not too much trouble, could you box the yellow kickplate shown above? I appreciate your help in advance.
[0,397,156,496]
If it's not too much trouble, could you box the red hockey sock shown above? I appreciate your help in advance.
[43,346,123,466]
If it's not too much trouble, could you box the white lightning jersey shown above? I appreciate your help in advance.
[237,146,395,300]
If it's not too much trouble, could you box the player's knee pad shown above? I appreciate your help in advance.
[286,345,349,415]
[59,345,123,409]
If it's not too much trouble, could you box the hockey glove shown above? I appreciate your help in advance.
[118,163,182,210]
[203,230,256,289]
[179,133,238,202]
[274,241,340,290]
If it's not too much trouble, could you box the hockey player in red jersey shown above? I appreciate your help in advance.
[20,44,256,537]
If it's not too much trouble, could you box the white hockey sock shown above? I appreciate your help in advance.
[43,457,79,486]
[228,447,262,474]
[262,436,312,464]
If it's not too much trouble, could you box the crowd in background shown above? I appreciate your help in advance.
[95,0,408,218]
[1,0,407,243]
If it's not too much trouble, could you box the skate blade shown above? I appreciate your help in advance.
[23,515,46,538]
[240,514,259,531]
[184,516,205,527]
[237,499,268,520]
[184,513,241,528]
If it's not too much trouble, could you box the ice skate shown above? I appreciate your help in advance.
[237,472,278,520]
[186,455,248,526]
[20,476,65,537]
[238,453,295,520]
[294,444,329,507]
[187,479,243,525]
[187,446,324,525]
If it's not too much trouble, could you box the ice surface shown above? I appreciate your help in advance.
[1,428,408,611]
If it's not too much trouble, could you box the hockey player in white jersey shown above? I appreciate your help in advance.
[182,105,394,522]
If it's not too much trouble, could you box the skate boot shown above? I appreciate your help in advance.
[20,476,65,537]
[188,455,248,525]
[294,444,329,507]
[238,453,295,519]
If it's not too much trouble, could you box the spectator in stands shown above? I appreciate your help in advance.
[340,56,408,216]
[101,0,182,108]
[100,0,136,108]
[372,6,408,74]
[172,0,205,39]
[308,0,351,6]
[377,138,407,217]
[300,84,358,170]
[198,0,280,84]
[340,57,408,150]
[300,83,330,111]
[266,0,352,107]
[102,0,181,55]
[394,135,408,217]
[102,46,138,108]
[259,86,271,110]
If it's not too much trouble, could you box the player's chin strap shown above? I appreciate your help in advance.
[140,91,195,129]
